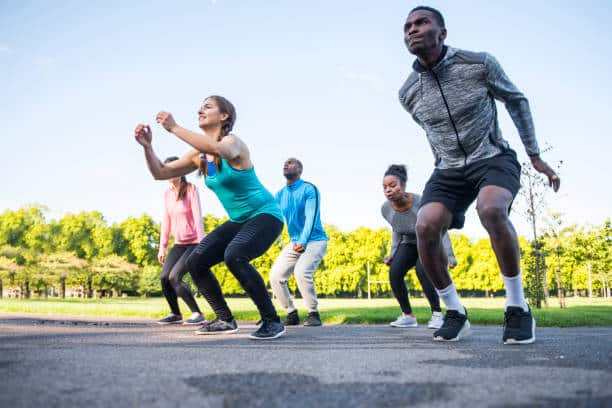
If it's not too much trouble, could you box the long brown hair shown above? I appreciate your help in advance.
[199,95,237,177]
[164,156,189,200]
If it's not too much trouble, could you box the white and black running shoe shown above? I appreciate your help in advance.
[433,309,471,341]
[503,306,536,345]
[194,318,239,335]
[249,318,286,340]
[157,314,183,325]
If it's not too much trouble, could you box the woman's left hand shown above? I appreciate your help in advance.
[156,111,179,133]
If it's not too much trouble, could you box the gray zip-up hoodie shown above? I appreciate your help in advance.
[399,46,540,169]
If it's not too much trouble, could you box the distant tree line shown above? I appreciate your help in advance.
[0,205,609,303]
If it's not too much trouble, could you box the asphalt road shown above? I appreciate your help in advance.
[1,313,611,408]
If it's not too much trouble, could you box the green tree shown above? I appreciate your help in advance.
[91,255,140,297]
[55,211,111,259]
[119,215,160,266]
[0,205,47,247]
[39,252,89,298]
[139,264,162,297]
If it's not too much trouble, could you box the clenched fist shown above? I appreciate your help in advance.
[156,111,179,133]
[134,124,152,147]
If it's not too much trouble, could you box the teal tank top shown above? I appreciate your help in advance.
[205,158,283,223]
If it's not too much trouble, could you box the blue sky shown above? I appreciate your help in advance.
[1,0,610,238]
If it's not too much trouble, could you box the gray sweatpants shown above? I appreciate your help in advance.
[269,240,327,313]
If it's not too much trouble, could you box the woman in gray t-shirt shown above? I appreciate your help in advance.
[382,165,457,329]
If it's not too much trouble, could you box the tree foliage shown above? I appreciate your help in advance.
[0,205,608,302]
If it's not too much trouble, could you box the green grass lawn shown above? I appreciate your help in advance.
[1,296,611,327]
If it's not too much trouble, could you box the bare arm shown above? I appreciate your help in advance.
[155,112,250,168]
[134,124,199,180]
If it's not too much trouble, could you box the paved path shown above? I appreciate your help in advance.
[1,313,611,407]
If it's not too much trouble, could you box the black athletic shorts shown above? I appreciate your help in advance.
[420,149,521,230]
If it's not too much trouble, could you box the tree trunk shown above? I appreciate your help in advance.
[587,260,593,299]
[598,274,607,298]
[0,279,3,299]
[25,281,31,299]
[556,250,565,308]
[60,278,66,299]
[541,255,549,306]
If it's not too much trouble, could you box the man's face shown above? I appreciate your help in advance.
[403,10,446,55]
[283,158,302,180]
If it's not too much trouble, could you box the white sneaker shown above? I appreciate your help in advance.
[389,314,418,328]
[428,311,444,329]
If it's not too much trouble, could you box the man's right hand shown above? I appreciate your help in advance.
[383,256,392,266]
[158,254,165,264]
[530,155,560,192]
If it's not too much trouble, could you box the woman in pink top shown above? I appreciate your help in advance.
[157,156,207,325]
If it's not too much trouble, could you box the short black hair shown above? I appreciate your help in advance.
[384,164,407,184]
[409,6,445,28]
[286,157,303,172]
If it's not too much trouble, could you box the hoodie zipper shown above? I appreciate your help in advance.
[431,71,468,166]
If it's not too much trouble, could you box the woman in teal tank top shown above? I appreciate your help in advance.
[134,95,285,340]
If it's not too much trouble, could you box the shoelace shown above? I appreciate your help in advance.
[504,310,522,328]
[443,311,464,329]
[258,319,277,333]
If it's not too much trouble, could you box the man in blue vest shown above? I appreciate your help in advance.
[270,158,328,326]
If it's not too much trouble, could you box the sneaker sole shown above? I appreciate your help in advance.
[433,320,471,342]
[194,328,239,335]
[183,321,207,326]
[157,321,183,325]
[390,322,418,328]
[427,324,442,329]
[248,327,286,340]
[504,318,536,345]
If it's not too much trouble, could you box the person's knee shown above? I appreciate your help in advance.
[269,262,284,283]
[388,267,404,285]
[416,219,442,246]
[224,248,251,282]
[477,203,508,231]
[294,268,312,284]
[185,252,199,273]
[168,273,183,289]
[160,275,171,287]
[224,248,242,269]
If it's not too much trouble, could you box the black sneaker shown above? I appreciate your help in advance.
[503,306,536,345]
[283,310,300,326]
[183,313,206,326]
[433,309,470,341]
[194,318,238,335]
[303,311,322,327]
[249,318,286,340]
[157,314,183,325]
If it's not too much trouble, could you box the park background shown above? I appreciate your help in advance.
[0,1,610,317]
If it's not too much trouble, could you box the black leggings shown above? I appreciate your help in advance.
[185,213,283,322]
[389,243,441,314]
[160,244,204,315]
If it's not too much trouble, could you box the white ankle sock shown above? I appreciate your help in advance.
[503,273,528,311]
[436,283,465,315]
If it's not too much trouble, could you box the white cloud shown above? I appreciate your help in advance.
[33,56,56,69]
[0,44,10,54]
[337,66,385,93]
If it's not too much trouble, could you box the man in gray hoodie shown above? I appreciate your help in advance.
[398,6,560,344]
